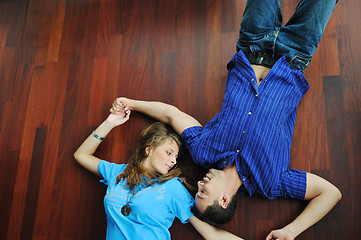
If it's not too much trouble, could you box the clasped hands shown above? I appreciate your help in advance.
[108,97,296,240]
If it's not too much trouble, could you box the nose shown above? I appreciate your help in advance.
[171,156,177,165]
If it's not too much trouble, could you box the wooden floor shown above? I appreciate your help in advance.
[0,0,360,239]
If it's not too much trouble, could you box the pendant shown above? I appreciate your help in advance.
[121,204,131,216]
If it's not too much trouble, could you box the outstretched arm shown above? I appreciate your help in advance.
[74,109,131,176]
[111,97,202,135]
[266,173,342,240]
[188,216,244,240]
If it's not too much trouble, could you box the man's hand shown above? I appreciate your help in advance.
[266,228,294,240]
[110,97,133,114]
[109,97,202,135]
[266,173,341,240]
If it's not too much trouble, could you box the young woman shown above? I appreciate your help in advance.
[74,105,243,240]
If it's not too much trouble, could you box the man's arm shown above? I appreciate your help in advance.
[111,97,202,135]
[188,216,244,240]
[266,172,342,240]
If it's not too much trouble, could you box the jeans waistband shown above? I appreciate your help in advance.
[245,52,275,68]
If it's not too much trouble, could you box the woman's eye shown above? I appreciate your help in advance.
[166,151,171,155]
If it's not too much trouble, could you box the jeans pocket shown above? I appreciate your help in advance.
[289,54,311,72]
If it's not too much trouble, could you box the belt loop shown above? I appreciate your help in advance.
[257,52,264,64]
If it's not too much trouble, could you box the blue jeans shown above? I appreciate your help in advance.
[236,0,338,72]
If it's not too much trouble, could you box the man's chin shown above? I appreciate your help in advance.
[195,199,208,213]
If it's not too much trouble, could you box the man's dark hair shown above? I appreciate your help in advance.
[191,194,237,226]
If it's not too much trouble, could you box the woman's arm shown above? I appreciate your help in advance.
[110,97,201,135]
[74,109,130,176]
[188,216,244,240]
[266,172,342,240]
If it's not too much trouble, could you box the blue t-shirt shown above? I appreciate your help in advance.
[98,160,194,240]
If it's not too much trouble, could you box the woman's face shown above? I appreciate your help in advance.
[142,138,179,175]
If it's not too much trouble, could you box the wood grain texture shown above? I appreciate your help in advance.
[0,0,359,239]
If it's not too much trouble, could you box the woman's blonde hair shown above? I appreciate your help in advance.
[116,122,194,192]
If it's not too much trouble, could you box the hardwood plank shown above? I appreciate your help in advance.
[0,151,19,240]
[221,0,236,33]
[205,0,223,118]
[88,58,108,126]
[0,0,359,239]
[323,75,352,239]
[20,127,47,240]
[46,0,65,63]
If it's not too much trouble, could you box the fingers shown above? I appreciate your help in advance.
[110,98,129,114]
[110,108,131,117]
[112,101,127,111]
[124,109,131,119]
[265,232,277,240]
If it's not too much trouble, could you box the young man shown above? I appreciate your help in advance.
[111,0,341,239]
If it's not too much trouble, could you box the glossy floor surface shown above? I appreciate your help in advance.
[0,0,360,239]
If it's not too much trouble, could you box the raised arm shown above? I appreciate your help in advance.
[74,109,130,176]
[111,97,201,135]
[266,172,342,240]
[188,216,244,240]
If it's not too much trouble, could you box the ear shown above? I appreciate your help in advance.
[145,146,152,156]
[220,194,229,209]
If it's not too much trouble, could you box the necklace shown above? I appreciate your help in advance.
[121,187,140,216]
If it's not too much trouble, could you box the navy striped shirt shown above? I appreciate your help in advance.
[182,50,308,200]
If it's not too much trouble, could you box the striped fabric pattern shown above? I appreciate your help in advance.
[181,50,309,200]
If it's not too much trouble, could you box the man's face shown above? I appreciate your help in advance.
[195,168,225,212]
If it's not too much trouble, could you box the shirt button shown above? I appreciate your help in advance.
[255,94,258,98]
[243,178,246,181]
[242,131,246,134]
[236,149,240,153]
[251,78,254,81]
[223,161,226,164]
[248,112,252,115]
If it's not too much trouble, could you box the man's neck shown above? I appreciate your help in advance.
[223,163,243,194]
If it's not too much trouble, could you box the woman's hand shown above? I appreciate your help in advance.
[105,109,131,127]
[107,97,132,127]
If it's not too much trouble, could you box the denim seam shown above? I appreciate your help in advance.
[274,5,282,28]
[271,28,280,59]
[290,54,310,66]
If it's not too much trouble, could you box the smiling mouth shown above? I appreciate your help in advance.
[166,164,172,169]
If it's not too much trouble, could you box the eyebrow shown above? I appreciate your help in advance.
[168,148,179,156]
